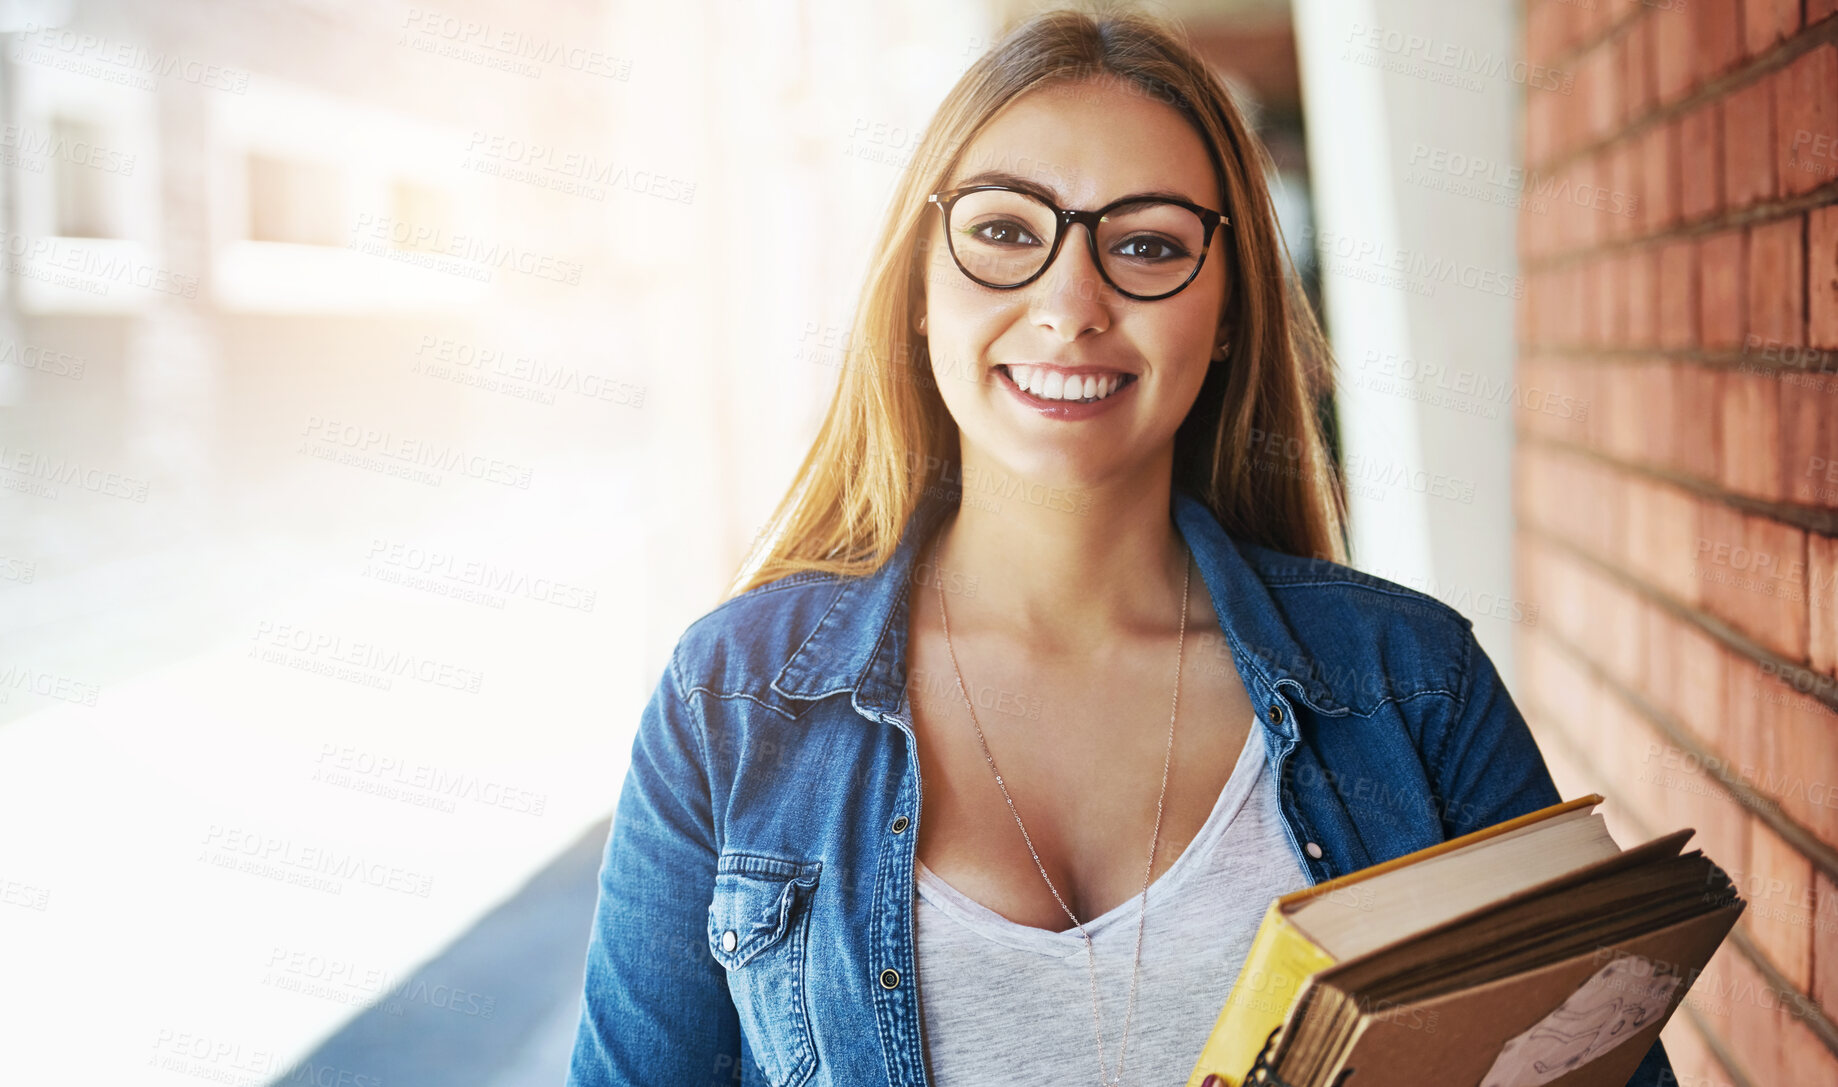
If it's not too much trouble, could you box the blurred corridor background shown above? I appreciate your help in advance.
[1,0,1834,1084]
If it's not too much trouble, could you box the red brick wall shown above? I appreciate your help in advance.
[1517,1,1838,1083]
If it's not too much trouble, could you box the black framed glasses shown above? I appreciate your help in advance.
[927,184,1228,301]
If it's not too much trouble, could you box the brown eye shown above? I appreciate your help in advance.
[965,218,1041,248]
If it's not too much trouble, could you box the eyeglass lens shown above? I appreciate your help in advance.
[945,189,1206,296]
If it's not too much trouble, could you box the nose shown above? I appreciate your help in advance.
[1027,221,1113,342]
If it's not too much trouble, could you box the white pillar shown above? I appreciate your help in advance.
[1292,0,1524,680]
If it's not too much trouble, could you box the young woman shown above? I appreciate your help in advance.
[568,9,1675,1087]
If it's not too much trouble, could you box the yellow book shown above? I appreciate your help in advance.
[1184,896,1339,1085]
[1184,794,1615,1087]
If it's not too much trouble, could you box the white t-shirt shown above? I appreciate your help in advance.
[913,715,1314,1086]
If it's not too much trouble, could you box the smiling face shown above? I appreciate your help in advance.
[920,77,1232,491]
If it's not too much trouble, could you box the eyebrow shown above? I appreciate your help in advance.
[947,169,1199,207]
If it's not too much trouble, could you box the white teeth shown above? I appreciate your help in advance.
[1003,365,1131,402]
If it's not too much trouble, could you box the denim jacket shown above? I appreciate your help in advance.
[566,481,1674,1087]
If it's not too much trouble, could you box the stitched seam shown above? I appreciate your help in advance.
[791,911,816,1085]
[1267,669,1460,715]
[1255,583,1470,710]
[1264,577,1473,618]
[730,571,839,597]
[716,852,823,879]
[685,686,803,722]
[668,649,721,861]
[773,571,840,586]
[1314,688,1461,717]
[1431,630,1480,785]
[687,572,842,636]
[698,685,850,724]
[871,797,902,1084]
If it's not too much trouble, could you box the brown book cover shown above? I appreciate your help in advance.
[1239,819,1746,1087]
[1308,906,1739,1086]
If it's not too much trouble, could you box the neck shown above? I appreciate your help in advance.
[926,451,1191,655]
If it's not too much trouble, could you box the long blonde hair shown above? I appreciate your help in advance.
[728,5,1346,600]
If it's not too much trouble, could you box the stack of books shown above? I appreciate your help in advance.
[1185,794,1746,1087]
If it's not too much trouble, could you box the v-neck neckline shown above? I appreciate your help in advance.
[914,712,1265,959]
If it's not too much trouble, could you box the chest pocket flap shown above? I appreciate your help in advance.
[707,851,823,1087]
[708,852,822,968]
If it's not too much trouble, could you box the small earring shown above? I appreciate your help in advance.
[1213,340,1231,359]
[917,315,927,333]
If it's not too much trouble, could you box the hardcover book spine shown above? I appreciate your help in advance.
[1244,1025,1303,1087]
[1185,900,1338,1087]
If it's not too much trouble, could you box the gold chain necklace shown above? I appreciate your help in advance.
[928,535,1193,1087]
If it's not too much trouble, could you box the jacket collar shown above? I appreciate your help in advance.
[766,477,1330,736]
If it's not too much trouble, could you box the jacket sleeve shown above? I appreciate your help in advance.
[1428,619,1561,839]
[1431,620,1676,1087]
[566,650,744,1086]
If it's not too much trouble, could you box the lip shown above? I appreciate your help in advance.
[1003,362,1138,379]
[993,363,1138,420]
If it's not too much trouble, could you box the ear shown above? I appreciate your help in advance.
[1211,327,1233,361]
